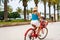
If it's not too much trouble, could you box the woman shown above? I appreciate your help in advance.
[31,7,41,30]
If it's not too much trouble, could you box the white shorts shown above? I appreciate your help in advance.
[31,20,40,27]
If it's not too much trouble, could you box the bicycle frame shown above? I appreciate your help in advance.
[24,20,48,38]
[24,28,34,37]
[36,21,47,36]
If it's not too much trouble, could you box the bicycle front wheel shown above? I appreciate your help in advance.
[24,28,35,40]
[38,28,48,39]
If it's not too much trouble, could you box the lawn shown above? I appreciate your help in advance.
[0,19,31,26]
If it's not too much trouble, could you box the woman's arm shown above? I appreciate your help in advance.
[37,12,41,19]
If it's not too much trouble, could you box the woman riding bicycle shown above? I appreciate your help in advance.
[31,7,41,35]
[24,7,48,40]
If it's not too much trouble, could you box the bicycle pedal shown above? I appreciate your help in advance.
[32,34,38,37]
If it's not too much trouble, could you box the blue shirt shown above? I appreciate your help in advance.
[32,13,39,20]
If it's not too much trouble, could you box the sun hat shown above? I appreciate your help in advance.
[32,7,38,12]
[33,7,38,11]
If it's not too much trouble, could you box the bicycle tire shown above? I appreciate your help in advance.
[38,28,48,39]
[24,28,35,40]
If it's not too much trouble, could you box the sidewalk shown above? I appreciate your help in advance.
[0,22,30,27]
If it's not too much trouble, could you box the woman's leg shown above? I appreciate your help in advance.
[37,27,41,35]
[32,24,37,30]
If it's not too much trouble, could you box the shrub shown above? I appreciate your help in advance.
[8,12,21,19]
[0,11,4,20]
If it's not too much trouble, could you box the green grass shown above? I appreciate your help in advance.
[0,22,12,25]
[10,19,30,22]
[0,19,31,25]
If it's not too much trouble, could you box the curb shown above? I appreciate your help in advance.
[0,22,30,27]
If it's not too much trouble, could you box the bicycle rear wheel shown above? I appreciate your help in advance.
[24,28,35,40]
[38,28,48,39]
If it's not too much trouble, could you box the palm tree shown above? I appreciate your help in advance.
[31,8,33,13]
[19,0,30,20]
[0,0,13,21]
[16,7,22,14]
[7,5,13,13]
[34,0,47,18]
[48,0,51,20]
[41,0,47,19]
[34,0,38,7]
[27,9,31,20]
[57,0,60,21]
[0,7,3,11]
[51,0,58,21]
[4,0,8,21]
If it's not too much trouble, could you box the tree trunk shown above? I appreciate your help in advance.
[31,8,32,13]
[49,5,51,20]
[24,6,26,21]
[54,4,56,22]
[36,4,37,7]
[4,0,8,21]
[23,0,27,21]
[57,3,59,21]
[44,2,46,19]
[35,0,38,7]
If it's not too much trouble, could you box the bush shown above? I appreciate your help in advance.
[8,12,21,19]
[0,11,4,20]
[0,11,21,20]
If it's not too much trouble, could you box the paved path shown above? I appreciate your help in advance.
[0,22,60,40]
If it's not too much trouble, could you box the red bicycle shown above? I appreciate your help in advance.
[24,20,48,40]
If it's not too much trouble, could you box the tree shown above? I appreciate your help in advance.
[26,9,31,20]
[41,0,47,19]
[0,0,13,21]
[57,0,60,21]
[16,7,22,14]
[51,0,58,21]
[34,0,38,7]
[0,7,3,11]
[0,5,3,11]
[19,0,30,20]
[7,5,13,13]
[47,0,52,20]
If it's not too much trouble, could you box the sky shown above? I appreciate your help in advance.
[1,0,57,14]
